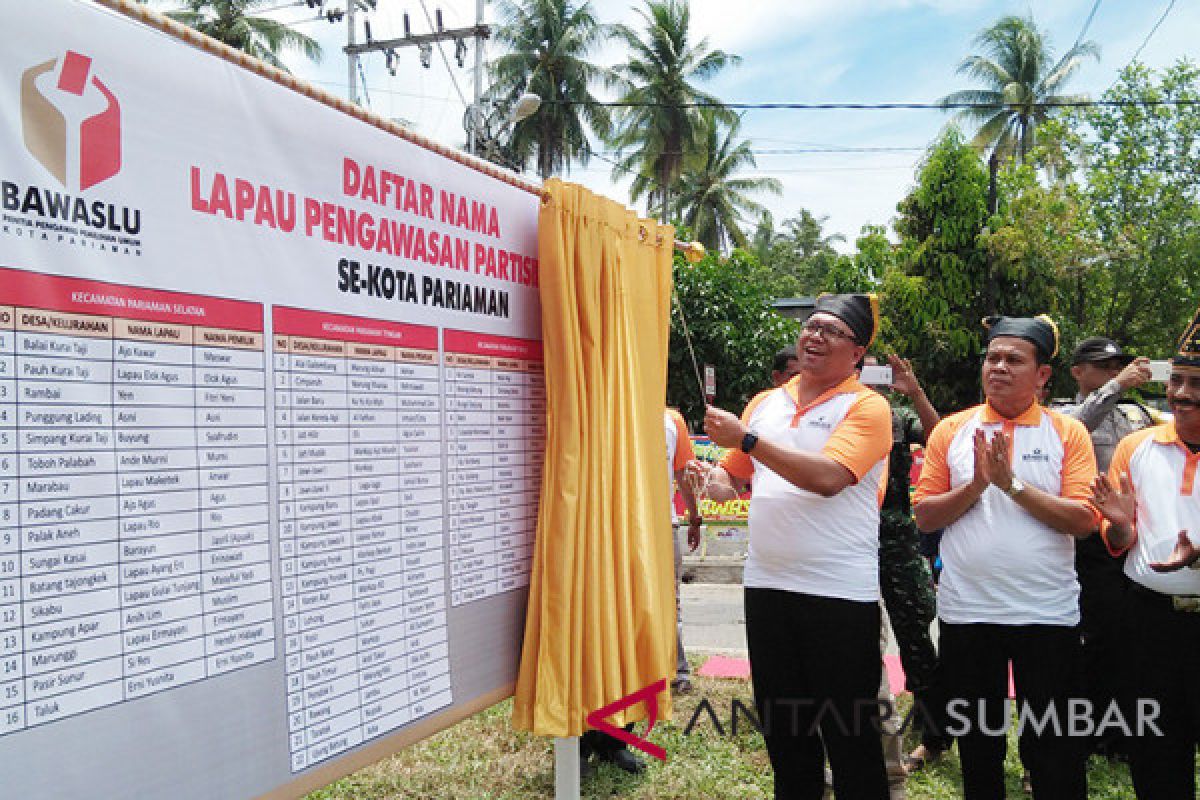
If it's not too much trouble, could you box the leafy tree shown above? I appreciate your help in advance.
[609,0,739,221]
[1058,61,1200,357]
[489,0,615,178]
[823,225,894,295]
[887,129,992,410]
[162,0,321,71]
[942,14,1098,162]
[674,113,781,252]
[668,249,798,426]
[748,210,778,263]
[758,209,846,296]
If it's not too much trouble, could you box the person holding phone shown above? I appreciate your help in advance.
[1054,337,1155,761]
[688,293,893,799]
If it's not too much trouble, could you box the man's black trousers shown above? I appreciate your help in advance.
[937,621,1086,800]
[744,587,888,800]
[1123,585,1200,800]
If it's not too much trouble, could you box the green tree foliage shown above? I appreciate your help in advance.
[888,129,992,410]
[609,0,739,221]
[1071,62,1200,355]
[488,0,615,178]
[758,209,846,296]
[667,249,798,427]
[822,225,894,295]
[987,61,1200,369]
[674,113,781,253]
[942,14,1098,162]
[162,0,321,71]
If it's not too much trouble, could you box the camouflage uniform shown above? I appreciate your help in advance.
[879,406,942,743]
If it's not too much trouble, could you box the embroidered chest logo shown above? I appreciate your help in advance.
[806,415,834,432]
[1022,447,1051,463]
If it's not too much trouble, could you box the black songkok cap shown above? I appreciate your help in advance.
[814,293,879,347]
[1071,337,1134,366]
[983,315,1060,360]
[1174,303,1200,375]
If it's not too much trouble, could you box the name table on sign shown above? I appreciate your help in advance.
[272,307,452,772]
[442,330,544,607]
[0,267,273,737]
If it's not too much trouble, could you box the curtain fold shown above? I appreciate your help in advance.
[512,179,675,737]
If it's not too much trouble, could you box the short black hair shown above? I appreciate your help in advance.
[772,346,797,373]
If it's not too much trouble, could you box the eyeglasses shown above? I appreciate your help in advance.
[801,320,856,343]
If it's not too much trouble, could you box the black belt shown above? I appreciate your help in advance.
[1129,580,1200,613]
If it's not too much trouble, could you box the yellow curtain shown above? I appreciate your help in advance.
[512,179,676,736]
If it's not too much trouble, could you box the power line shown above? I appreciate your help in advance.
[546,99,1199,111]
[595,146,927,156]
[1128,0,1178,66]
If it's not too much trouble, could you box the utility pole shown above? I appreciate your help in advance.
[468,0,485,155]
[345,9,490,147]
[346,1,357,104]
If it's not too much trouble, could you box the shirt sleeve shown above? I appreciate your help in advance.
[1068,379,1122,433]
[1057,416,1100,503]
[912,414,959,505]
[670,411,694,471]
[821,390,892,483]
[719,390,773,481]
[1099,433,1140,556]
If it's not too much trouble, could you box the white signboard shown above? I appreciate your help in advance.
[0,2,543,797]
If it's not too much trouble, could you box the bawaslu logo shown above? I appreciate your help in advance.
[3,49,142,255]
[22,50,121,190]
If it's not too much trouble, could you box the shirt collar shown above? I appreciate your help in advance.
[981,399,1044,426]
[1154,421,1184,446]
[783,372,860,414]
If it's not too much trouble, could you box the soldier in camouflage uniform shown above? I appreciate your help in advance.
[867,356,949,769]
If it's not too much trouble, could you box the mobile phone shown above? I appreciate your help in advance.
[860,365,893,386]
[1149,360,1172,382]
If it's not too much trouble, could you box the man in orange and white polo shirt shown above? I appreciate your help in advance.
[913,315,1098,800]
[689,293,893,800]
[665,408,701,693]
[1091,304,1200,799]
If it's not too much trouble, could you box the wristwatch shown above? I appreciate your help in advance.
[740,432,759,454]
[1005,477,1026,498]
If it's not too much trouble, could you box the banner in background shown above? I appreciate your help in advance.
[0,2,542,797]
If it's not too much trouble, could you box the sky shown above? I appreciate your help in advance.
[262,0,1200,251]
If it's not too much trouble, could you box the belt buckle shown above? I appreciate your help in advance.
[1171,596,1200,613]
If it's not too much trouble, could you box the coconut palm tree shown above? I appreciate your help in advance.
[673,114,781,252]
[941,14,1098,162]
[488,0,616,178]
[162,0,321,71]
[609,0,739,222]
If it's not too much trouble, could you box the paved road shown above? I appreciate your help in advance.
[680,582,904,658]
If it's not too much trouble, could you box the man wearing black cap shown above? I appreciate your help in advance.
[688,294,892,799]
[1063,337,1153,471]
[1057,338,1153,761]
[1091,303,1200,798]
[914,315,1099,800]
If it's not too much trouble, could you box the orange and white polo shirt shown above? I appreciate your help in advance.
[719,374,891,602]
[914,402,1098,626]
[665,408,695,524]
[1102,422,1200,596]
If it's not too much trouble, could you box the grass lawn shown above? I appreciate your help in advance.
[306,668,1145,799]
